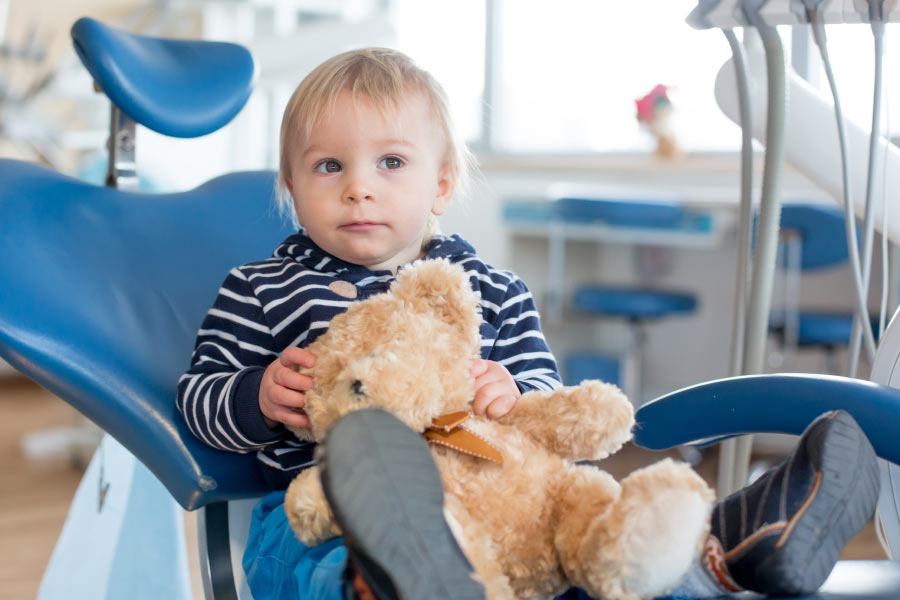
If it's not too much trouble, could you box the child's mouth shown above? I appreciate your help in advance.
[341,222,381,231]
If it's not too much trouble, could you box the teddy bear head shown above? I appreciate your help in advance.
[288,259,483,442]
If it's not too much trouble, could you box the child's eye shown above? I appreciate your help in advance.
[378,156,404,170]
[315,160,342,173]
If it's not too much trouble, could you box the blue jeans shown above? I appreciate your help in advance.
[243,491,347,600]
[243,491,687,600]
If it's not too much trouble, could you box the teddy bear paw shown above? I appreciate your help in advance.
[284,467,342,546]
[613,458,713,598]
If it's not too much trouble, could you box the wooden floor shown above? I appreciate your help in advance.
[1,376,87,600]
[0,375,886,600]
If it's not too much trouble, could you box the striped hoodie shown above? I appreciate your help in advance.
[177,230,561,487]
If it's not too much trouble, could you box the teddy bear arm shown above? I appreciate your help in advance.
[284,466,342,546]
[500,380,635,460]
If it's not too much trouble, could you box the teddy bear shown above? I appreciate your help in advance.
[283,258,714,600]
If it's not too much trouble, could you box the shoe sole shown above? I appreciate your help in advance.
[320,408,485,600]
[755,410,881,595]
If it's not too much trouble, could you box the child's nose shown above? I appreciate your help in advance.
[342,173,374,203]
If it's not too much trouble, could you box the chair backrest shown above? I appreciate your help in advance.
[0,159,295,509]
[778,203,849,271]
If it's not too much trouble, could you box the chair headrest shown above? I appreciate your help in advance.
[71,17,256,137]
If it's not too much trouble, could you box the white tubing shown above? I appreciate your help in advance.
[714,48,900,244]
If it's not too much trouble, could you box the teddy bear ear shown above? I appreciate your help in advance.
[392,259,481,329]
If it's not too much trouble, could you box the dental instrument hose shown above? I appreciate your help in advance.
[719,28,755,499]
[730,13,788,493]
[847,17,886,375]
[879,61,892,338]
[808,11,879,374]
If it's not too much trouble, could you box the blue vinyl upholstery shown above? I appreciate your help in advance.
[790,312,876,347]
[70,17,256,137]
[778,203,849,270]
[553,196,684,228]
[572,286,697,320]
[0,159,294,510]
[633,373,900,465]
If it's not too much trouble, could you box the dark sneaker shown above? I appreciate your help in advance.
[711,410,880,596]
[319,408,485,600]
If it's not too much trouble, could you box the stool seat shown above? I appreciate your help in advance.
[71,17,256,137]
[573,286,697,320]
[770,311,878,347]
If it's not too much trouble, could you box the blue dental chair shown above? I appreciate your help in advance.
[3,16,900,600]
[1,16,287,598]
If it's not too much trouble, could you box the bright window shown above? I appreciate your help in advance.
[490,0,741,153]
[392,0,486,145]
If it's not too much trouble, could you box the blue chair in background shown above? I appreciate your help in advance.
[769,203,874,373]
[3,16,900,600]
[556,196,698,404]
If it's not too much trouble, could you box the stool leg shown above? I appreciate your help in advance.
[623,321,647,406]
[824,345,839,375]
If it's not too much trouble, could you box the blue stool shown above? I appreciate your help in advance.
[555,196,698,404]
[769,203,873,373]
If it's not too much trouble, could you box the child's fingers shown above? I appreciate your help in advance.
[485,395,516,420]
[274,406,310,429]
[272,386,307,409]
[472,381,508,415]
[470,358,490,378]
[280,346,317,369]
[472,362,506,389]
[273,365,314,392]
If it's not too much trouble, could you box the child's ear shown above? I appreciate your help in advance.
[432,164,455,216]
[284,175,294,197]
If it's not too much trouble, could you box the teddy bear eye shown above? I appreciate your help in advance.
[350,380,365,398]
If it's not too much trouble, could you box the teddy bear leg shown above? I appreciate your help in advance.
[284,465,341,546]
[561,458,714,600]
[443,494,516,600]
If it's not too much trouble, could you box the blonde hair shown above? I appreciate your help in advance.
[276,47,476,234]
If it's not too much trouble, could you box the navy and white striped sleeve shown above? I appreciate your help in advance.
[176,267,283,453]
[483,275,562,392]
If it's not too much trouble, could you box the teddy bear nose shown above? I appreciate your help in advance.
[350,380,365,398]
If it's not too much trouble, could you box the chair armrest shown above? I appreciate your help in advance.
[634,373,900,465]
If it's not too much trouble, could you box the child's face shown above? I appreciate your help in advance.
[286,90,454,273]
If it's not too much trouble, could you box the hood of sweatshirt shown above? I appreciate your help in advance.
[271,229,478,284]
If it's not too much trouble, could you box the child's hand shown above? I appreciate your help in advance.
[260,346,316,430]
[470,358,521,420]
